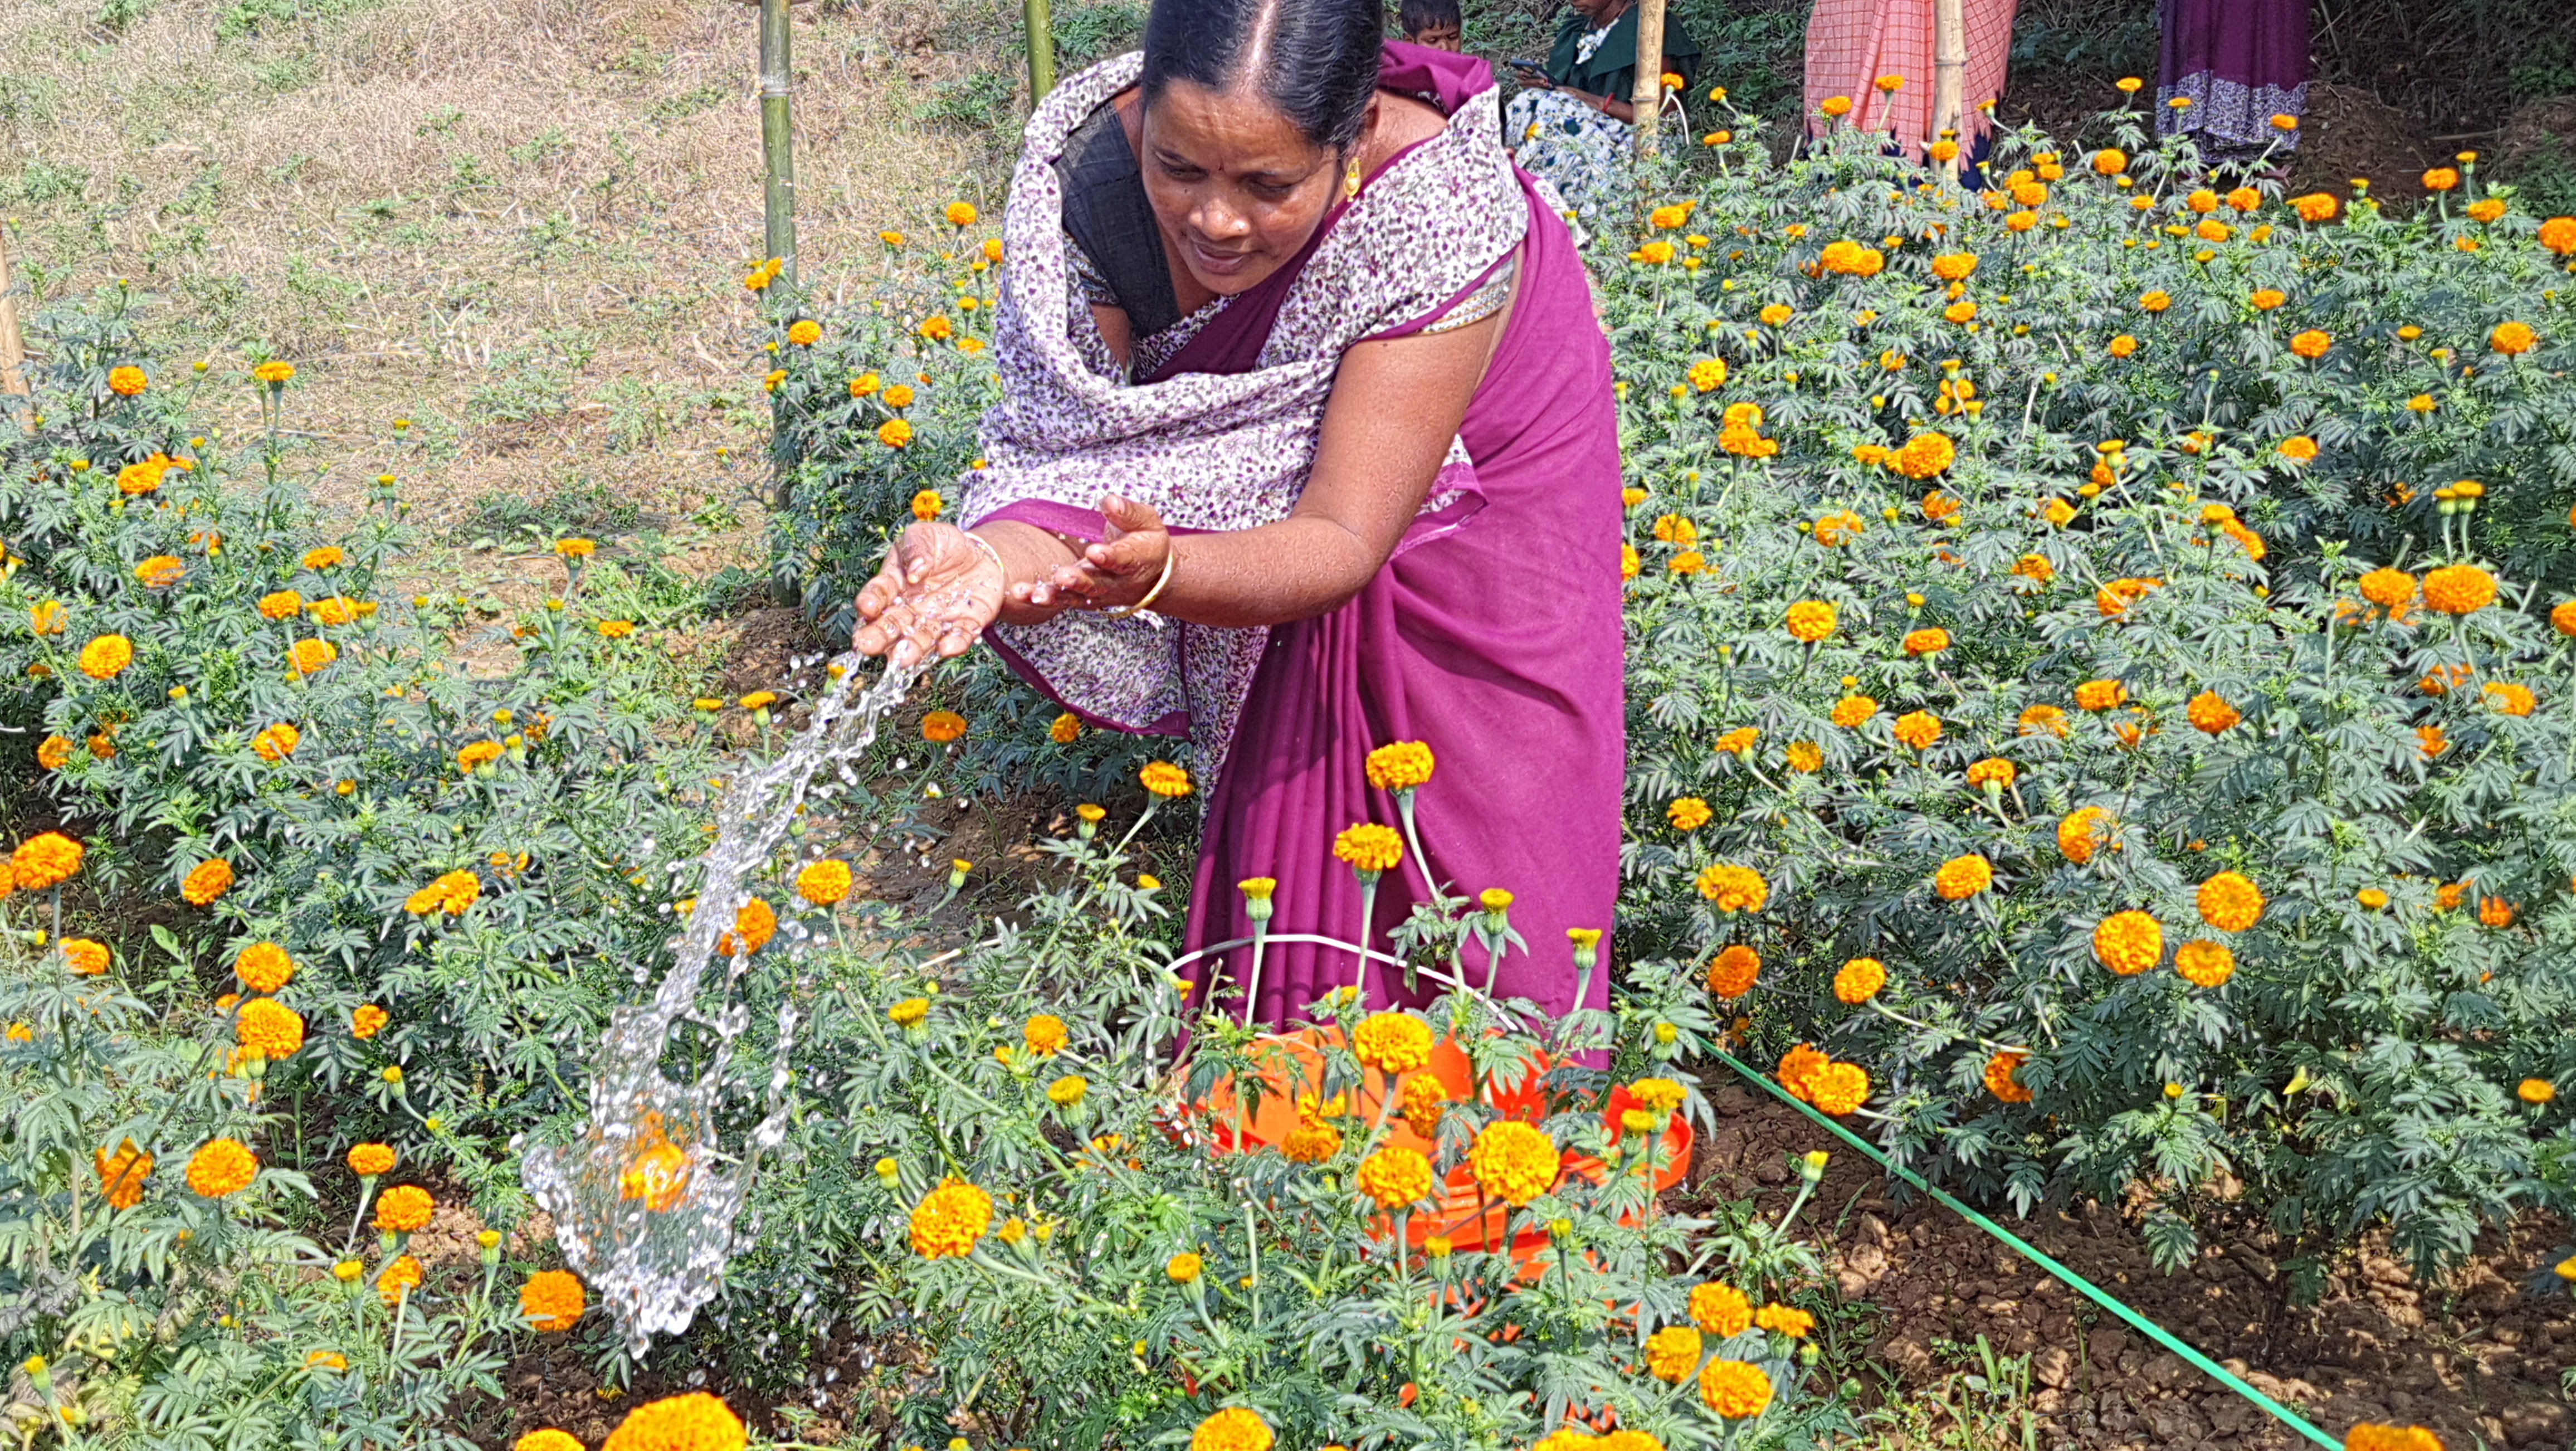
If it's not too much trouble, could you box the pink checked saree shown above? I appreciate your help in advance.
[961,43,1624,1025]
[1804,0,2019,159]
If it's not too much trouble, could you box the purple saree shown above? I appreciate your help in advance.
[2157,0,2310,153]
[961,43,1624,1028]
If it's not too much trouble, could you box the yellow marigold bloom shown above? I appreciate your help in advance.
[1809,1060,1870,1114]
[2074,679,2128,712]
[717,897,776,957]
[353,1004,388,1039]
[944,201,979,227]
[2484,681,2537,717]
[1687,1280,1754,1339]
[96,1140,151,1209]
[1621,543,1641,580]
[233,941,296,994]
[1044,710,1084,745]
[246,721,300,762]
[1140,761,1193,797]
[1705,943,1760,999]
[289,637,338,676]
[1645,1324,1702,1382]
[308,595,359,626]
[61,937,108,975]
[1934,854,1993,900]
[135,554,186,590]
[348,1142,397,1177]
[2057,806,2108,864]
[518,1432,583,1451]
[2519,1078,2557,1104]
[877,418,914,449]
[2289,329,2331,359]
[1784,741,1822,772]
[1165,1251,1202,1283]
[374,1182,434,1233]
[255,589,305,622]
[1834,957,1886,1003]
[1714,726,1759,756]
[28,600,66,637]
[1667,797,1712,831]
[1687,357,1728,392]
[1022,1014,1069,1057]
[1332,822,1404,874]
[1813,510,1865,546]
[1985,1050,2033,1102]
[236,996,305,1059]
[1891,710,1941,751]
[79,634,134,680]
[1281,1118,1344,1163]
[1902,626,1949,656]
[909,1179,994,1259]
[889,997,930,1027]
[1468,1120,1558,1206]
[785,319,821,347]
[2277,435,2319,463]
[2343,1426,2444,1451]
[377,1253,425,1306]
[1784,600,1836,642]
[1699,1359,1773,1419]
[1352,1011,1433,1073]
[1695,864,1769,914]
[1355,1145,1433,1209]
[457,740,503,773]
[1399,1073,1447,1137]
[2093,910,2165,975]
[519,1269,586,1332]
[1831,695,1878,728]
[2421,564,2496,615]
[1628,1077,1685,1114]
[594,619,636,640]
[14,832,85,890]
[1043,1073,1086,1107]
[434,870,481,914]
[2250,288,2286,310]
[1191,1408,1272,1451]
[602,1392,748,1451]
[2197,871,2265,932]
[2175,940,2236,988]
[2138,289,2172,313]
[1756,1302,1814,1337]
[1894,432,1956,479]
[2187,690,2241,734]
[187,1137,258,1197]
[794,859,855,907]
[1965,757,2014,791]
[253,360,296,384]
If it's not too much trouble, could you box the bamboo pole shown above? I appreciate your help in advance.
[1025,0,1056,102]
[1628,0,1665,157]
[758,0,798,279]
[0,230,26,398]
[1931,0,1967,180]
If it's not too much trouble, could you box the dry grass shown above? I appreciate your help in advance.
[0,0,1008,548]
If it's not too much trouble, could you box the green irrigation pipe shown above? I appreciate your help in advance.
[1706,1046,2342,1449]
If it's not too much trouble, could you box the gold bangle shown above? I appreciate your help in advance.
[1100,546,1177,620]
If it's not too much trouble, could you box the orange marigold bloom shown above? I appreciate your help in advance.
[1467,1120,1558,1206]
[1809,1060,1870,1114]
[2343,1426,2445,1451]
[1355,1145,1434,1209]
[2421,564,2496,615]
[1695,864,1768,913]
[1282,1117,1344,1165]
[1965,757,2014,791]
[375,1183,435,1233]
[796,859,853,906]
[2490,321,2537,356]
[352,1004,388,1038]
[1644,1324,1703,1383]
[1892,710,1941,751]
[1689,1280,1753,1337]
[920,709,967,743]
[1902,626,1949,656]
[14,832,85,890]
[2478,896,2518,928]
[2096,577,2159,617]
[909,1179,993,1258]
[2093,910,2165,975]
[717,897,777,957]
[96,1140,152,1209]
[2277,435,2319,463]
[1785,741,1823,772]
[2519,1079,2556,1106]
[1778,1044,1829,1103]
[1667,796,1713,831]
[599,1394,747,1451]
[182,858,234,905]
[186,1137,258,1197]
[2019,704,2069,738]
[348,1142,397,1177]
[236,997,305,1059]
[2485,682,2536,717]
[2418,724,2450,761]
[1353,1011,1433,1073]
[289,637,338,675]
[1834,957,1887,1003]
[1699,1359,1774,1419]
[1894,433,1957,479]
[2175,940,2236,988]
[233,941,295,994]
[377,1253,426,1306]
[2074,679,2128,712]
[2289,329,2331,359]
[80,634,134,679]
[2187,690,2241,734]
[1757,1302,1816,1337]
[1985,1051,2033,1103]
[36,734,70,771]
[1934,854,1993,900]
[1784,600,1837,642]
[2108,334,2139,358]
[1832,695,1879,728]
[520,1269,587,1332]
[1187,1408,1271,1451]
[62,937,109,975]
[2358,568,2416,610]
[2291,193,2338,222]
[1705,944,1761,999]
[253,722,301,761]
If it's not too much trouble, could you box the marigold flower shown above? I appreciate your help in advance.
[1022,1014,1069,1057]
[1894,433,1956,479]
[1362,742,1435,796]
[913,709,967,744]
[2358,888,2391,911]
[1331,822,1404,875]
[602,1392,748,1451]
[515,1269,586,1332]
[2421,564,2496,615]
[1934,854,1993,900]
[187,1137,258,1197]
[1808,1061,1870,1115]
[96,1140,152,1209]
[785,319,821,347]
[1755,1302,1814,1337]
[2520,1079,2557,1105]
[2482,681,2535,717]
[1281,1118,1343,1163]
[1191,1408,1272,1451]
[347,1142,397,1177]
[1399,1073,1446,1137]
[1468,1120,1558,1206]
[1140,761,1193,798]
[2478,896,2518,928]
[1902,627,1949,656]
[1666,797,1712,831]
[36,734,70,771]
[58,937,108,975]
[1784,741,1823,772]
[2277,435,2319,464]
[1714,726,1758,756]
[1355,1145,1433,1210]
[889,997,930,1027]
[1831,695,1877,728]
[236,996,306,1060]
[370,1182,433,1233]
[2093,910,2165,975]
[1047,1074,1086,1107]
[2343,1426,2444,1451]
[302,546,344,571]
[877,418,914,449]
[290,637,338,675]
[1695,864,1768,913]
[1777,1044,1829,1103]
[717,897,776,957]
[1687,358,1728,392]
[14,832,85,889]
[1892,710,1941,751]
[1985,1051,2033,1103]
[2289,329,2331,359]
[1784,600,1836,642]
[2074,679,2128,712]
[233,941,295,994]
[377,1253,425,1305]
[1834,957,1886,1003]
[353,1005,388,1039]
[1705,944,1760,999]
[2175,940,2236,988]
[1049,711,1081,743]
[253,360,296,384]
[1699,1359,1774,1419]
[1965,758,2014,791]
[796,859,853,906]
[1689,1279,1752,1337]
[79,634,134,680]
[1352,1011,1433,1074]
[1164,1251,1202,1283]
[909,1179,993,1258]
[2197,871,2265,932]
[2010,704,2065,741]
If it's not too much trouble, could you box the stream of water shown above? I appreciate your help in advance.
[521,652,924,1356]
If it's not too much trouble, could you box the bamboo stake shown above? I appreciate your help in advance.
[757,0,798,280]
[0,230,26,398]
[1025,0,1056,102]
[1931,0,1967,180]
[1628,0,1666,157]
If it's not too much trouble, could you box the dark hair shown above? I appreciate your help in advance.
[1140,0,1385,153]
[1398,0,1459,36]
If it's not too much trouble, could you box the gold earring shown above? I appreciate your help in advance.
[1343,156,1363,201]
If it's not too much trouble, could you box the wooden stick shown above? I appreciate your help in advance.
[1628,0,1665,158]
[1931,0,1966,179]
[758,0,798,279]
[1024,0,1056,101]
[0,230,26,398]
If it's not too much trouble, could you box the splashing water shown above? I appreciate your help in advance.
[524,653,924,1356]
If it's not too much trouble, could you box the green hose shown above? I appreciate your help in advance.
[1706,1046,2343,1449]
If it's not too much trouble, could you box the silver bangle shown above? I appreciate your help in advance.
[962,529,1006,584]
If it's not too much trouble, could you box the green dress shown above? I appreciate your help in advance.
[1506,6,1701,225]
[1543,4,1701,103]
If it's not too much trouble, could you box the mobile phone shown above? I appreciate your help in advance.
[1509,59,1549,76]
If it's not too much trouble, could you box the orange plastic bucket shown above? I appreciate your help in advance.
[1192,1027,1693,1270]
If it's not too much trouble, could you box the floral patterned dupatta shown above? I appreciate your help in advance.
[958,46,1528,786]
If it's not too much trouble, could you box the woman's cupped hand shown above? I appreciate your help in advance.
[852,522,1006,666]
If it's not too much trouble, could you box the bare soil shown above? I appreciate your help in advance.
[1681,1084,2575,1450]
